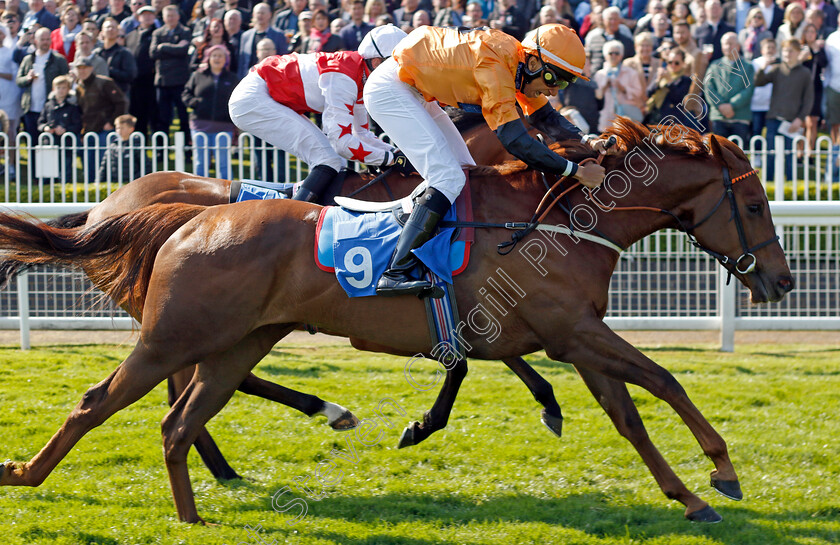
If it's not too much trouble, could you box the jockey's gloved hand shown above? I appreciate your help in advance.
[391,151,418,176]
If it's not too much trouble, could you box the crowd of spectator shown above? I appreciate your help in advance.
[0,0,839,181]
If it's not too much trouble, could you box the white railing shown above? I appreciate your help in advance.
[1,133,838,351]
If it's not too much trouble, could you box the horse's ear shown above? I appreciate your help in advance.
[707,134,724,161]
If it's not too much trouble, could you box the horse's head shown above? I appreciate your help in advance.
[683,135,793,303]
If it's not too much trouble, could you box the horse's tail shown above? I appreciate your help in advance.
[0,203,206,317]
[0,211,92,289]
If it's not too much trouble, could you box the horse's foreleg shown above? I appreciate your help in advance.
[574,366,720,521]
[237,373,360,430]
[397,359,468,449]
[501,356,563,437]
[168,369,242,481]
[1,342,189,489]
[161,324,297,523]
[555,318,739,520]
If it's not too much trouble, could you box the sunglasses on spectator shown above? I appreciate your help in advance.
[608,51,622,56]
[667,60,682,66]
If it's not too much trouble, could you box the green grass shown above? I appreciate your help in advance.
[0,340,838,544]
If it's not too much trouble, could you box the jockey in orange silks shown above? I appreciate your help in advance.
[229,25,408,203]
[364,24,611,298]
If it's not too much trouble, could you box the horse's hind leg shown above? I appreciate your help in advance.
[168,369,242,481]
[237,373,360,429]
[0,340,192,489]
[575,366,720,522]
[161,324,297,523]
[397,359,468,449]
[502,356,564,437]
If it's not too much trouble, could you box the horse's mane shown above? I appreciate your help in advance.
[475,117,711,177]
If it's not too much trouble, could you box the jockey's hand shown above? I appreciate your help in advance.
[588,137,619,155]
[392,151,418,176]
[574,162,606,188]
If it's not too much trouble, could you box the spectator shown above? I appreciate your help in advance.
[431,0,462,27]
[96,17,137,95]
[392,0,419,28]
[3,12,25,64]
[754,37,814,180]
[50,4,81,62]
[121,0,155,34]
[0,19,22,172]
[88,0,112,25]
[807,0,837,36]
[81,20,103,46]
[190,17,234,71]
[410,8,430,29]
[739,7,773,61]
[224,9,243,57]
[365,0,387,23]
[236,2,287,79]
[594,40,644,130]
[462,0,486,27]
[300,8,342,51]
[801,23,827,153]
[37,74,80,180]
[125,6,157,133]
[150,4,191,137]
[330,17,347,36]
[721,0,750,33]
[826,15,840,164]
[776,3,806,50]
[750,37,775,136]
[538,5,558,25]
[107,0,133,23]
[490,0,528,40]
[223,0,251,29]
[754,0,782,35]
[543,0,577,32]
[182,44,236,178]
[704,32,753,142]
[649,13,671,48]
[72,32,109,81]
[562,57,600,135]
[73,55,128,180]
[672,19,699,68]
[151,0,169,21]
[615,0,648,28]
[806,9,830,40]
[16,26,68,138]
[272,0,307,37]
[192,0,221,43]
[624,31,658,96]
[288,9,312,52]
[21,0,60,32]
[255,35,275,57]
[340,0,373,49]
[644,46,692,125]
[586,6,635,73]
[96,114,148,182]
[634,0,666,35]
[670,2,694,26]
[693,0,734,61]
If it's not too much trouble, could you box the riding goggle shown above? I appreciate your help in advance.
[542,63,578,89]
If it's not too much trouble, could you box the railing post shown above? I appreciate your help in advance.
[174,132,186,172]
[17,270,30,350]
[774,135,786,201]
[719,267,735,352]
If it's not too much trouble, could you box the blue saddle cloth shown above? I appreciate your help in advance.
[234,180,295,201]
[315,205,469,298]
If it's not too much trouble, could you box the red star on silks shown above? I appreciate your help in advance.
[345,103,355,114]
[338,123,352,138]
[349,143,371,162]
[361,123,369,130]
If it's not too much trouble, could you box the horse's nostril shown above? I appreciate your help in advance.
[777,276,795,292]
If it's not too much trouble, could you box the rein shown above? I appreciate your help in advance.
[345,166,397,200]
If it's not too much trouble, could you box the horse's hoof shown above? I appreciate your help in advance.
[711,476,743,501]
[540,409,563,438]
[329,410,360,431]
[686,505,723,523]
[397,425,416,449]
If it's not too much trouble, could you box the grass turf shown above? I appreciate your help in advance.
[0,339,838,544]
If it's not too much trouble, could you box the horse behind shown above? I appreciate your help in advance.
[0,124,793,525]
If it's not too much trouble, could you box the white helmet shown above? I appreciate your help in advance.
[358,25,408,60]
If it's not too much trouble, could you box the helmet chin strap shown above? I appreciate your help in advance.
[365,36,388,73]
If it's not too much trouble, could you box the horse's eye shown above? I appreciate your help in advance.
[747,203,763,215]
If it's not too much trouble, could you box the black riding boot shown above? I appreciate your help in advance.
[376,187,451,298]
[291,165,338,203]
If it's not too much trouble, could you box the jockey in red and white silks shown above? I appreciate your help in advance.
[228,25,408,203]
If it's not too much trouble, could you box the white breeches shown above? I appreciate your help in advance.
[363,57,476,204]
[228,71,344,172]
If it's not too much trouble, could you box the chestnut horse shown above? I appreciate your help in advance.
[0,124,793,524]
